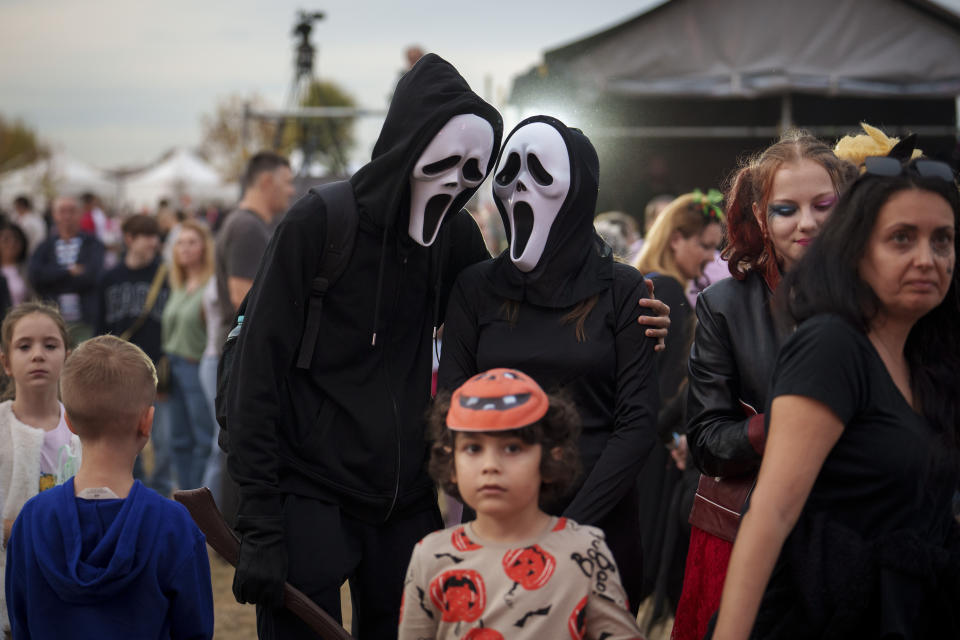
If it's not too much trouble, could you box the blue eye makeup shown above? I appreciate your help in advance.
[768,204,798,217]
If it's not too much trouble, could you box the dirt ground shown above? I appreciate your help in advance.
[209,548,352,639]
[209,549,258,640]
[636,597,675,640]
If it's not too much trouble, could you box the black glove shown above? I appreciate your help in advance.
[232,515,287,609]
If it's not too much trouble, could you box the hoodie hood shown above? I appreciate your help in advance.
[350,53,503,234]
[489,115,612,307]
[31,479,159,603]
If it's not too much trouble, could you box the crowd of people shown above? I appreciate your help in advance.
[0,53,958,640]
[0,153,292,510]
[0,152,294,639]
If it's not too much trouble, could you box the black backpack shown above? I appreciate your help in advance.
[214,181,358,445]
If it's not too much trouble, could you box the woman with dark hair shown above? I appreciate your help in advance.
[438,115,662,612]
[672,131,856,640]
[0,221,33,306]
[713,158,960,638]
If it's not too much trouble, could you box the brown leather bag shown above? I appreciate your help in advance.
[688,472,756,543]
[688,399,763,542]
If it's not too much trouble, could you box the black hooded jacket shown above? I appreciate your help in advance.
[437,116,660,525]
[226,54,502,524]
[487,116,613,308]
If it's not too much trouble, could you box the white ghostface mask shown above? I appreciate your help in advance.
[493,122,571,272]
[408,114,495,246]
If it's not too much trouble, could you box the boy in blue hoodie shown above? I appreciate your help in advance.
[4,335,214,639]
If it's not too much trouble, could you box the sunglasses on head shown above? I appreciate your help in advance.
[863,156,956,183]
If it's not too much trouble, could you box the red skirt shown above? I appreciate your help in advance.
[671,525,733,640]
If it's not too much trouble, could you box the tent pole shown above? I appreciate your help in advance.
[779,93,794,134]
[241,102,250,160]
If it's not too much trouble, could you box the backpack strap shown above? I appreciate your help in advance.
[119,262,168,342]
[295,180,358,370]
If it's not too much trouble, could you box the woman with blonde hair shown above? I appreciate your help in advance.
[161,219,216,490]
[636,192,724,396]
[633,192,723,620]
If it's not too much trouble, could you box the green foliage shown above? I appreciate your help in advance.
[199,93,280,182]
[0,115,46,173]
[284,79,357,175]
[199,79,357,180]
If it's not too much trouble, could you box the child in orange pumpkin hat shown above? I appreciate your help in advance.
[398,368,646,640]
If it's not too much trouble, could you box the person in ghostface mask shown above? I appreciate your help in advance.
[438,115,662,613]
[225,54,504,640]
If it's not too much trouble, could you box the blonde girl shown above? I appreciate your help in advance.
[161,220,216,490]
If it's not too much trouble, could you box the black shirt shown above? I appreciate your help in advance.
[755,314,960,638]
[96,256,168,363]
[438,261,660,525]
[648,274,692,438]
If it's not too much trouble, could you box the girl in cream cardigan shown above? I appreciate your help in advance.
[0,302,80,634]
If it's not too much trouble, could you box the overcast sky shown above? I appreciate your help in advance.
[2,0,959,170]
[0,0,661,169]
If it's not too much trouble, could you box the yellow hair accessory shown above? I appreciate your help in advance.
[833,123,923,169]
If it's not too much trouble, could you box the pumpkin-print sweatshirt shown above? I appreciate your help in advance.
[398,517,645,640]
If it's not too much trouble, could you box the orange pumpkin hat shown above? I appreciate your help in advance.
[447,368,549,432]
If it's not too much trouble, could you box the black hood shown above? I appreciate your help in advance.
[489,115,612,307]
[350,53,503,232]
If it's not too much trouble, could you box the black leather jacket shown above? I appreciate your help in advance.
[686,271,789,478]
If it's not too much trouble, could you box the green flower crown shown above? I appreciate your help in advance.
[692,188,725,223]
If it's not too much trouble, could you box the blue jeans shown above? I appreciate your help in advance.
[198,354,225,505]
[167,353,214,490]
[149,400,173,496]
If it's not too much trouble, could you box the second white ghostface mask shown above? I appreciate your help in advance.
[492,122,571,272]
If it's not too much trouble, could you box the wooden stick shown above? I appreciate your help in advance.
[174,488,354,640]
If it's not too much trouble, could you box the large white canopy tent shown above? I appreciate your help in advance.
[0,151,117,211]
[120,148,237,211]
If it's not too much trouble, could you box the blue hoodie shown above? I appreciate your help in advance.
[5,478,213,639]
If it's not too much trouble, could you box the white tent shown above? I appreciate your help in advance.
[0,151,117,210]
[121,148,237,211]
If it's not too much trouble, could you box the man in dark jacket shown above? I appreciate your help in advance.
[226,54,503,639]
[28,195,105,344]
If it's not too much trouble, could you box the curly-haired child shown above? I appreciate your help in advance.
[398,368,645,640]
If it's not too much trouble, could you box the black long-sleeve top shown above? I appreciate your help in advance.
[648,274,693,441]
[686,271,787,478]
[438,261,660,525]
